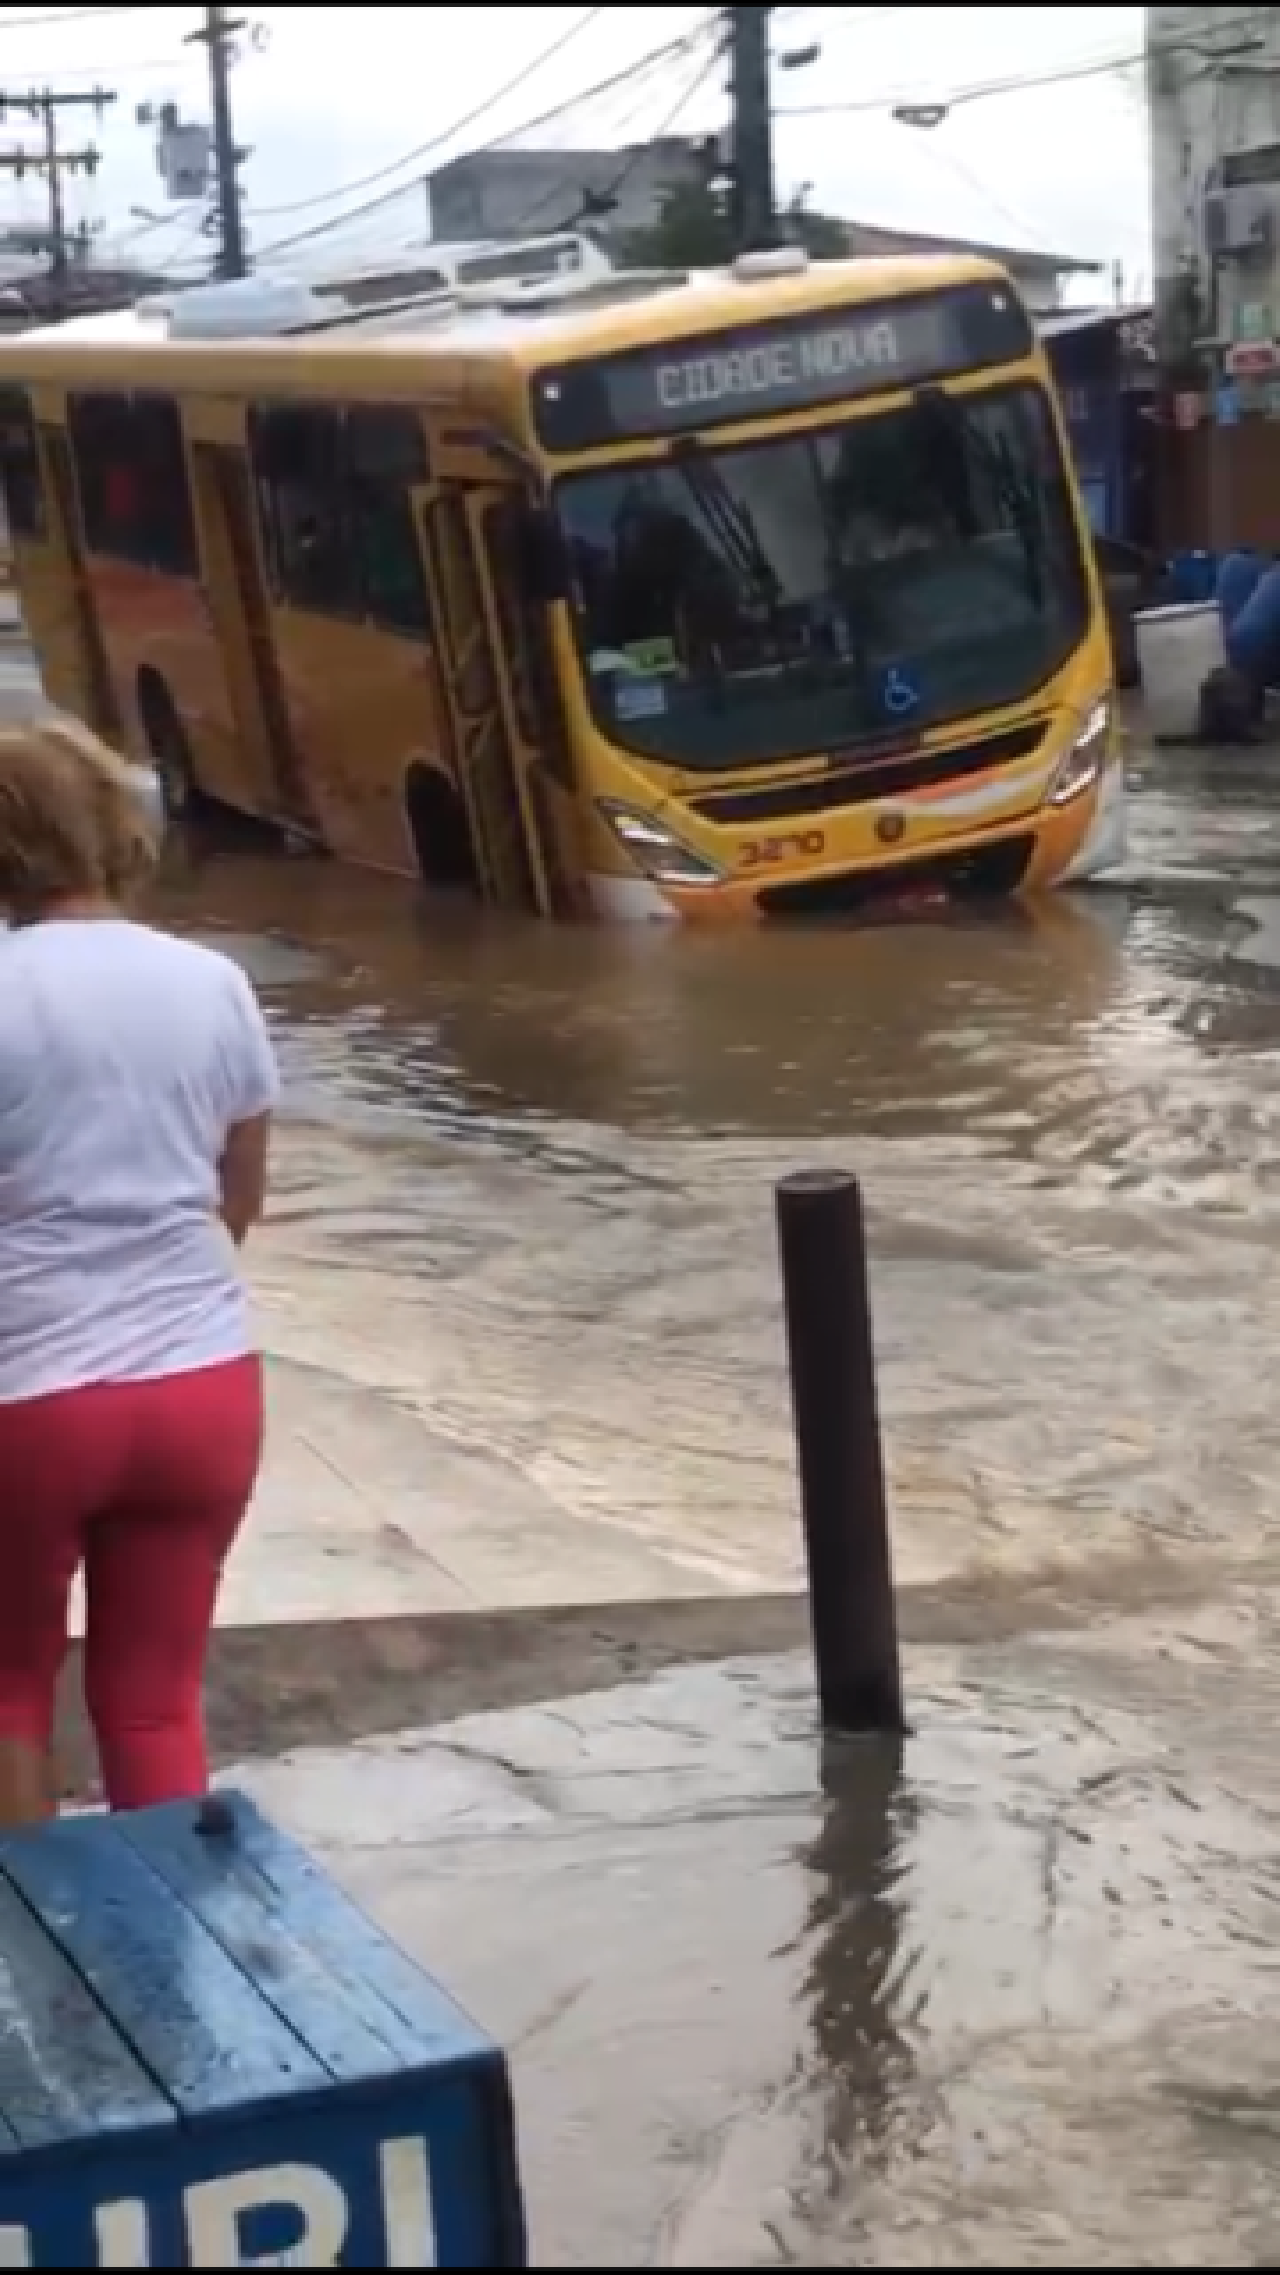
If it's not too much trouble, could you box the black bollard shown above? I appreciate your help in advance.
[775,1170,905,1736]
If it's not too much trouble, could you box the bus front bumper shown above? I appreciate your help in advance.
[590,760,1127,923]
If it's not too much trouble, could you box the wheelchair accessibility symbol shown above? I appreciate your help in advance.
[881,667,921,719]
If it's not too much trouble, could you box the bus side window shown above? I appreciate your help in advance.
[67,393,196,576]
[345,407,430,637]
[249,404,359,619]
[0,388,45,542]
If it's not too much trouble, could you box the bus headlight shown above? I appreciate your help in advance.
[1047,699,1111,807]
[598,800,723,887]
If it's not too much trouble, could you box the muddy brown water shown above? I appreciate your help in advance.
[26,695,1280,2259]
[143,737,1280,1616]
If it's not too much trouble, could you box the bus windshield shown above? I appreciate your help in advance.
[555,381,1091,771]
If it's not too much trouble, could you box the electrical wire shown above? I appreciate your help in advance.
[0,4,141,27]
[246,5,608,223]
[777,12,1280,120]
[919,135,1059,255]
[252,15,718,263]
[513,23,726,238]
[97,205,195,253]
[571,44,725,228]
[253,15,718,254]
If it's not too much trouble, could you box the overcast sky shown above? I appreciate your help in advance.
[0,3,1148,290]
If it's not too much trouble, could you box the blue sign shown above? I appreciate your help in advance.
[0,1796,527,2267]
[881,666,921,719]
[0,2108,467,2265]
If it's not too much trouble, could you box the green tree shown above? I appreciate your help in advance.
[619,179,850,270]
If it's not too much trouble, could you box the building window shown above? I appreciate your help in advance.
[251,401,430,634]
[67,392,197,575]
[0,388,44,541]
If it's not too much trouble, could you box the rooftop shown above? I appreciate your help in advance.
[1038,302,1154,341]
[11,248,1012,371]
[842,218,1102,279]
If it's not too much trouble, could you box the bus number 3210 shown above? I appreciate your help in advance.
[738,831,826,872]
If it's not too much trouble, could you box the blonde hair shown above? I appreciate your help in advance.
[0,715,159,919]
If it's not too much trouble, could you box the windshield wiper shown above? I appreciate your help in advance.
[910,386,1046,606]
[669,442,782,620]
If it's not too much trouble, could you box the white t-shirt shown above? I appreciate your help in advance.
[0,917,280,1403]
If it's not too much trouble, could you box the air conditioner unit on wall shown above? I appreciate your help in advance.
[1204,185,1276,257]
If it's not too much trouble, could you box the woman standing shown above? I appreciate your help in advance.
[0,716,279,1822]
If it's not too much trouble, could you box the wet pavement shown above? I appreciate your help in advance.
[234,1640,1280,2266]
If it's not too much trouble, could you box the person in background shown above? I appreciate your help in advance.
[0,716,279,1823]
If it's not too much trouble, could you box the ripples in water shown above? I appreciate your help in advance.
[144,749,1280,1591]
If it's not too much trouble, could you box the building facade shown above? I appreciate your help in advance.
[1148,5,1280,369]
[427,141,709,246]
[427,145,1096,311]
[1146,6,1280,541]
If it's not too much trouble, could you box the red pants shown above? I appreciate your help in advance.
[0,1356,262,1811]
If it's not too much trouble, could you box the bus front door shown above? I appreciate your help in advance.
[419,481,564,918]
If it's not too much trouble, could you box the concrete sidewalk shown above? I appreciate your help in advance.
[242,1337,777,1628]
[231,1635,1280,2268]
[235,1351,765,1624]
[63,1348,751,1645]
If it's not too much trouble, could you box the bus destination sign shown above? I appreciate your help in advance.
[531,281,1033,450]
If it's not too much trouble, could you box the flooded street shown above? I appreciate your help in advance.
[20,676,1280,2262]
[148,735,1280,1613]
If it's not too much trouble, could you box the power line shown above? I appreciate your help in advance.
[100,204,193,250]
[0,82,116,281]
[776,13,1280,119]
[0,6,140,27]
[247,6,608,223]
[514,24,726,237]
[923,134,1056,255]
[252,17,717,262]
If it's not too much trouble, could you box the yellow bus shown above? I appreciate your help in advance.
[0,244,1123,923]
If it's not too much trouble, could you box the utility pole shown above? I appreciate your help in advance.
[727,4,775,254]
[0,87,115,285]
[188,4,247,279]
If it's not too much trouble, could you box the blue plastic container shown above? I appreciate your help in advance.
[1168,548,1218,604]
[1217,548,1265,630]
[1225,559,1280,687]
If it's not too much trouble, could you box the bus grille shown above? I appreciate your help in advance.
[757,834,1036,917]
[686,720,1049,826]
